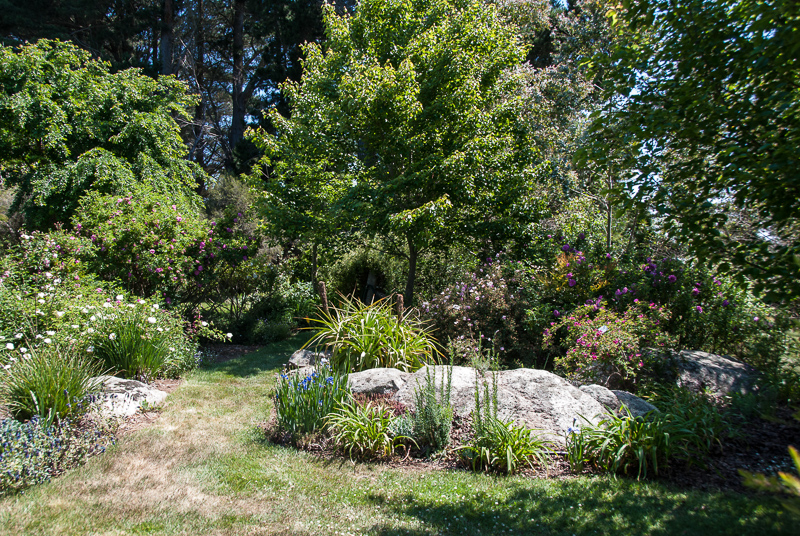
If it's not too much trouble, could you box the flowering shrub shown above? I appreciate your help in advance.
[0,415,116,496]
[0,344,102,422]
[273,365,350,441]
[543,300,672,387]
[73,183,258,307]
[422,257,528,365]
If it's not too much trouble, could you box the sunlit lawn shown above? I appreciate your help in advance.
[0,335,793,535]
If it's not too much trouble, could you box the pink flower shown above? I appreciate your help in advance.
[176,216,183,222]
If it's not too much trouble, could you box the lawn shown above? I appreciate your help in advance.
[0,335,792,535]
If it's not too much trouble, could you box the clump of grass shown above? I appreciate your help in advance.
[326,398,415,460]
[459,416,552,474]
[304,294,439,372]
[0,344,102,422]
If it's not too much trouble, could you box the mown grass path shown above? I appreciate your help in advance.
[0,337,793,535]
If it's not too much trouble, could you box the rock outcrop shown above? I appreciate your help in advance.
[671,350,757,397]
[91,375,168,419]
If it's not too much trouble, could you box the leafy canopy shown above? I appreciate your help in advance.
[252,0,546,302]
[579,0,800,300]
[0,40,205,229]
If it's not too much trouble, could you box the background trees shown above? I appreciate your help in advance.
[580,0,800,301]
[253,0,548,304]
[0,40,204,230]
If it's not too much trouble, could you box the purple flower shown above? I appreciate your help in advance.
[692,287,700,296]
[149,249,155,254]
[553,310,560,317]
[615,289,621,296]
[568,278,577,287]
[578,232,585,240]
[696,306,703,313]
[668,274,677,283]
[176,216,183,222]
[562,244,571,252]
[606,253,612,259]
[722,299,729,307]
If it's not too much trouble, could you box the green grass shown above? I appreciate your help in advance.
[0,333,793,535]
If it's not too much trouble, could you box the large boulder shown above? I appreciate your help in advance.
[91,375,168,419]
[348,368,413,395]
[672,350,757,397]
[349,366,610,445]
[579,384,657,417]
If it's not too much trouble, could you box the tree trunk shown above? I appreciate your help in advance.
[230,0,246,152]
[404,234,418,307]
[193,0,206,187]
[160,0,174,75]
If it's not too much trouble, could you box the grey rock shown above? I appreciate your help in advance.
[348,368,413,395]
[673,350,756,397]
[91,375,168,419]
[383,366,607,445]
[579,384,656,417]
[612,390,657,416]
[288,349,319,369]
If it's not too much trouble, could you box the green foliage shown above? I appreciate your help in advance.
[305,295,438,373]
[459,416,552,475]
[0,415,116,496]
[252,0,545,303]
[411,365,453,452]
[565,408,689,480]
[0,344,102,423]
[273,365,350,440]
[326,399,414,460]
[543,300,672,387]
[91,309,170,382]
[580,0,800,300]
[74,182,258,307]
[0,40,205,229]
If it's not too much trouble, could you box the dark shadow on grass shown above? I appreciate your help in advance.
[365,476,791,536]
[203,332,315,378]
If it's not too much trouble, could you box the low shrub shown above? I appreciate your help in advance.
[411,365,453,452]
[0,415,116,496]
[273,365,349,440]
[326,399,414,460]
[543,300,673,388]
[0,344,102,422]
[305,295,438,373]
[645,385,728,456]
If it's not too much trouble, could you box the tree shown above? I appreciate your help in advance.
[0,40,205,229]
[253,0,545,305]
[579,0,800,300]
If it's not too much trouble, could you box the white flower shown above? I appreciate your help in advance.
[44,273,52,279]
[71,325,79,329]
[151,304,159,310]
[37,292,45,298]
[109,333,116,340]
[116,295,124,301]
[127,304,136,308]
[35,334,43,339]
[103,302,112,308]
[44,338,52,344]
[55,311,65,318]
[147,317,157,324]
[5,343,13,350]
[53,278,61,284]
[87,346,94,353]
[20,347,27,353]
[87,328,95,334]
[14,333,22,339]
[3,364,10,370]
[157,328,164,332]
[46,331,55,336]
[37,299,45,304]
[81,308,89,314]
[90,315,97,322]
[201,321,208,327]
[226,333,233,339]
[137,299,145,304]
